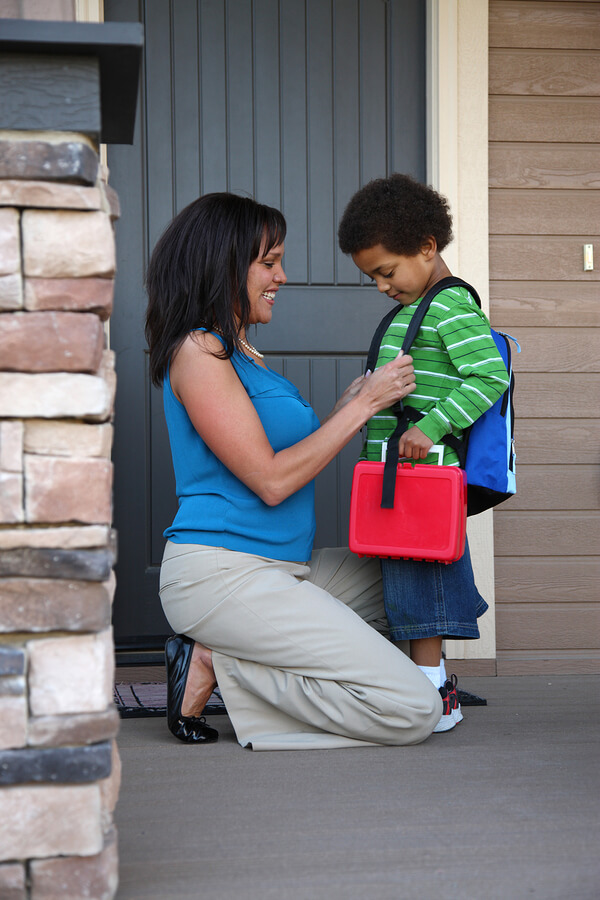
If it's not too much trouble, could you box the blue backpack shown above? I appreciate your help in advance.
[366,277,520,517]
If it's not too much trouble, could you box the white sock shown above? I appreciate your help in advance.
[440,656,447,685]
[418,664,443,689]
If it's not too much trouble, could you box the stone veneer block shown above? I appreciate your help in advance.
[25,456,112,524]
[0,525,110,550]
[22,210,115,278]
[0,472,23,523]
[0,784,103,861]
[0,675,25,697]
[0,312,105,374]
[0,646,25,676]
[0,576,114,633]
[0,696,27,751]
[0,547,114,581]
[0,373,112,419]
[30,828,118,900]
[0,180,101,210]
[0,139,99,185]
[28,706,120,749]
[102,183,121,221]
[98,351,116,421]
[24,420,112,458]
[28,631,114,716]
[0,741,112,786]
[0,420,23,471]
[0,273,23,310]
[0,208,19,276]
[0,862,26,900]
[100,742,121,835]
[25,277,114,320]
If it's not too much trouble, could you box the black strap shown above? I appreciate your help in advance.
[377,277,480,508]
[366,306,400,375]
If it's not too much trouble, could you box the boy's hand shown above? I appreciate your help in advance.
[398,425,434,460]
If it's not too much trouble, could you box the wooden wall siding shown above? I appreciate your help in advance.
[489,49,600,95]
[489,235,600,280]
[511,375,597,417]
[489,1,600,50]
[491,281,600,326]
[495,558,600,603]
[494,512,600,557]
[515,421,600,463]
[489,0,600,675]
[490,189,600,234]
[489,143,600,189]
[489,96,600,141]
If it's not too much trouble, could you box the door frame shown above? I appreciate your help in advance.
[428,0,495,663]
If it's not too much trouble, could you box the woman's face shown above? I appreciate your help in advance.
[245,241,286,326]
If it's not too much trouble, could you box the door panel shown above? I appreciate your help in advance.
[106,0,426,646]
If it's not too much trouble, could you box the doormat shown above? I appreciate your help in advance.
[113,683,484,718]
[457,689,487,706]
[113,682,227,718]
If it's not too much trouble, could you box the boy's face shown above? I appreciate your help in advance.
[352,240,436,306]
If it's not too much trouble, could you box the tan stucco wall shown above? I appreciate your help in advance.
[429,0,496,665]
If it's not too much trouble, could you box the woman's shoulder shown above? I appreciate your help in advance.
[173,330,227,366]
[169,330,235,401]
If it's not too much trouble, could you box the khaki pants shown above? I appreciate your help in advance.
[160,542,442,751]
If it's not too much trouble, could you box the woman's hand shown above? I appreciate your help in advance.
[322,354,414,423]
[356,353,416,415]
[398,425,434,460]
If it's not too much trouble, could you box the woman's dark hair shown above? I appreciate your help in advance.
[145,192,286,386]
[338,173,453,257]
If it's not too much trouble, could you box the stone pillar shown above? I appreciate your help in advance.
[0,16,141,897]
[0,136,121,899]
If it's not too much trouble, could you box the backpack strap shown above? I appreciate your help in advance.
[379,277,480,508]
[365,306,400,375]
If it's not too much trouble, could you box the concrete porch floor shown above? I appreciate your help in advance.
[115,675,599,900]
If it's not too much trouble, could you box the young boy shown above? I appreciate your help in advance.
[338,173,510,732]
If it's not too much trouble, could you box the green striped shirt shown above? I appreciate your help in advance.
[363,285,510,465]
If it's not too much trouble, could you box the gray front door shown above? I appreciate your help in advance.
[106,0,426,648]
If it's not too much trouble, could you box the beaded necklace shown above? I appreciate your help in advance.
[211,326,264,360]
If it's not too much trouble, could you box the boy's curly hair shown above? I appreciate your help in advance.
[338,173,453,256]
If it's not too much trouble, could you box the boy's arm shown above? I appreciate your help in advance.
[415,292,510,445]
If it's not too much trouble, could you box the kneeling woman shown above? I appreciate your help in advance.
[145,192,442,751]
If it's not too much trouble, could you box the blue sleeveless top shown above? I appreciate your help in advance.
[163,341,320,561]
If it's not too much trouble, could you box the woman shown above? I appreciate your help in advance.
[145,192,442,751]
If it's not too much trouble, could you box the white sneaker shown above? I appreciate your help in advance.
[444,674,464,725]
[433,685,456,732]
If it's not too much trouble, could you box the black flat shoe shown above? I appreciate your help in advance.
[165,634,219,744]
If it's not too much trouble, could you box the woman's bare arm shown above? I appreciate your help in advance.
[171,332,415,506]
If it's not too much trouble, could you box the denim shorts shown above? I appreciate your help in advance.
[380,538,488,641]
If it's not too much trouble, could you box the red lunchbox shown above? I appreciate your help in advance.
[349,461,467,563]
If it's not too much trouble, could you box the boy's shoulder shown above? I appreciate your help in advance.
[383,281,485,340]
[426,283,488,327]
[429,282,479,310]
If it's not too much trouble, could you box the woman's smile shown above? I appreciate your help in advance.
[246,241,286,324]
